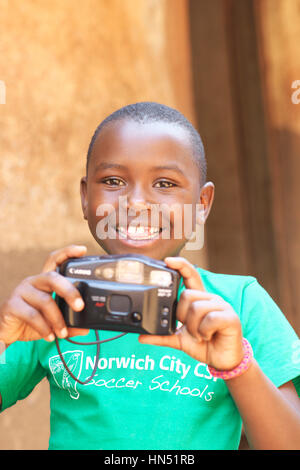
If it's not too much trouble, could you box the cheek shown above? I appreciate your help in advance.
[168,201,198,229]
[86,197,118,241]
[155,207,194,242]
[87,187,117,219]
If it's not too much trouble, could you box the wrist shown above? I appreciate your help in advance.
[208,338,254,381]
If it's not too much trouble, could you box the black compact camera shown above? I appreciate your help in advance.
[54,254,180,335]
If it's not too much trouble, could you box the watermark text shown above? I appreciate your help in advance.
[0,80,6,104]
[291,80,300,104]
[95,197,205,251]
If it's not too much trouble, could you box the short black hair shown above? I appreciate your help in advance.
[86,101,207,186]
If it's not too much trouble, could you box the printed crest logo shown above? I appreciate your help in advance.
[49,350,83,399]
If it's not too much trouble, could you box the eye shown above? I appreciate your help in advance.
[154,180,177,189]
[101,177,126,187]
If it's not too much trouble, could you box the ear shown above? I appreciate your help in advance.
[196,182,215,224]
[80,176,88,220]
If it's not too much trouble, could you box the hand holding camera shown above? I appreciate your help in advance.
[0,245,89,346]
[0,245,180,347]
[139,257,244,371]
[0,246,244,374]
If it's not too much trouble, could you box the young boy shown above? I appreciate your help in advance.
[0,102,299,450]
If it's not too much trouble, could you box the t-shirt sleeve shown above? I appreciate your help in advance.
[0,340,47,412]
[240,279,300,395]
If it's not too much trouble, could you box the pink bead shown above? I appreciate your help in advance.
[208,338,253,380]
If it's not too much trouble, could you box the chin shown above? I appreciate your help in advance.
[97,240,183,262]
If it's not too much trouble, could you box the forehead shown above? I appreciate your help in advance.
[89,119,197,172]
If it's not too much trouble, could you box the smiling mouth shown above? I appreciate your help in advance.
[115,225,164,240]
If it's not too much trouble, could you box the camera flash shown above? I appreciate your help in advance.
[102,267,114,279]
[149,270,172,287]
[116,260,144,283]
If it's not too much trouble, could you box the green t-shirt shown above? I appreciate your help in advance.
[0,268,299,450]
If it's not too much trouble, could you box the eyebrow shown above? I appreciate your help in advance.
[94,162,186,176]
[94,162,127,171]
[152,164,186,176]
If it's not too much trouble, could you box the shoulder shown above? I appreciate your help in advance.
[3,338,43,365]
[188,266,258,306]
[191,267,287,324]
[177,265,262,324]
[195,266,256,291]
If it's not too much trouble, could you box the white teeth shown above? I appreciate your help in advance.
[116,226,160,240]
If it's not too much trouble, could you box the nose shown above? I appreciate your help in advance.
[121,184,151,214]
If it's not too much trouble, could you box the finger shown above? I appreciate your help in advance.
[138,332,182,350]
[67,327,90,337]
[176,289,215,324]
[20,283,69,339]
[197,310,241,341]
[42,245,87,273]
[164,256,205,291]
[8,296,55,341]
[183,300,224,339]
[29,271,85,312]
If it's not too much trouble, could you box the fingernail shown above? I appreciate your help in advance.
[74,298,85,310]
[59,327,68,338]
[46,333,55,342]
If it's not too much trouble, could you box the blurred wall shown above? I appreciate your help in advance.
[0,0,200,449]
[189,0,300,333]
[254,0,300,333]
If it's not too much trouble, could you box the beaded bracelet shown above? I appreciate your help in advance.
[208,338,254,380]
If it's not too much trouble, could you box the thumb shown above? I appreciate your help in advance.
[42,245,87,273]
[138,328,183,350]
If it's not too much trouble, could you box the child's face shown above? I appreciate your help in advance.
[80,119,214,260]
